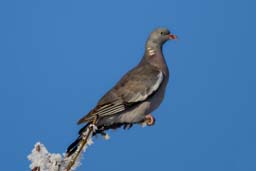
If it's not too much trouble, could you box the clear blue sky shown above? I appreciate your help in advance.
[0,0,255,171]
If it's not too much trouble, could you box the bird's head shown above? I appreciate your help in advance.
[146,28,176,49]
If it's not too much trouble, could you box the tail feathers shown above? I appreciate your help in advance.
[66,136,81,157]
[78,122,90,135]
[66,123,90,157]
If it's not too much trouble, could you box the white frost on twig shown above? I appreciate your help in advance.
[28,138,94,171]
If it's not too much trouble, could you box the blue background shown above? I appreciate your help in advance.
[0,0,255,171]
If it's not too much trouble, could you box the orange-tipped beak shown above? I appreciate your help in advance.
[168,34,177,40]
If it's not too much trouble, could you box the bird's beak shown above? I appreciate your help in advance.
[168,34,177,40]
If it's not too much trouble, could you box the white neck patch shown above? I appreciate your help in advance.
[147,47,156,56]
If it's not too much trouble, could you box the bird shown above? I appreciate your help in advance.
[66,28,176,156]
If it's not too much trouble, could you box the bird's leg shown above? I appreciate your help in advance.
[144,113,155,126]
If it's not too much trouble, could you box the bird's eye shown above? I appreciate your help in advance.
[160,32,164,35]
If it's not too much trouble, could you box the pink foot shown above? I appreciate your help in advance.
[145,114,155,126]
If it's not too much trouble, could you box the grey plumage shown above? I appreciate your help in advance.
[78,63,164,125]
[66,28,176,156]
[78,28,175,126]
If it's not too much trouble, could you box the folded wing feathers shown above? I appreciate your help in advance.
[127,71,163,103]
[80,101,125,122]
[79,71,164,123]
[94,104,125,117]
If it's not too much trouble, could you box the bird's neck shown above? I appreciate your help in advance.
[145,40,162,56]
[139,42,168,75]
[143,40,164,62]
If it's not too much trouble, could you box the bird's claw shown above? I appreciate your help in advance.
[142,113,155,126]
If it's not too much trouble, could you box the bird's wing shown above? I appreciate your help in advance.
[77,63,164,124]
[114,64,164,103]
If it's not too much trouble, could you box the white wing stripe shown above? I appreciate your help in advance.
[152,71,163,92]
[128,71,163,102]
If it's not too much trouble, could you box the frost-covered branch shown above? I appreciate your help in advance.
[28,118,99,171]
[28,137,93,171]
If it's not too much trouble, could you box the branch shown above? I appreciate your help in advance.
[28,138,93,171]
